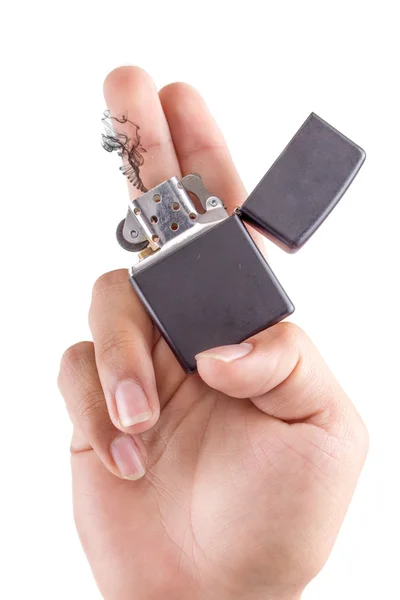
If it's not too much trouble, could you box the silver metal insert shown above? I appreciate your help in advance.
[117,173,229,273]
[131,177,196,248]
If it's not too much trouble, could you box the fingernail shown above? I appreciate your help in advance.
[111,435,145,480]
[115,379,151,427]
[195,342,253,363]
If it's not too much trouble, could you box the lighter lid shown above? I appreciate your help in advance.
[240,113,366,252]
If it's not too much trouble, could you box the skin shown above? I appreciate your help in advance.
[58,66,369,600]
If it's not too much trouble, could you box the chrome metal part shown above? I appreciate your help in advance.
[181,173,222,210]
[130,177,197,248]
[119,173,229,274]
[116,204,149,252]
[123,209,148,245]
[116,218,149,252]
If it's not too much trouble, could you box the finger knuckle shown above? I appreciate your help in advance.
[96,329,135,364]
[58,342,93,384]
[75,388,108,421]
[278,321,307,348]
[92,269,129,299]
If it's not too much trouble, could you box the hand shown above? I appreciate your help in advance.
[58,67,368,600]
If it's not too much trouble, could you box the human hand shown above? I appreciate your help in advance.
[58,67,368,600]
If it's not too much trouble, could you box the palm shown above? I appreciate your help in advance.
[73,352,343,600]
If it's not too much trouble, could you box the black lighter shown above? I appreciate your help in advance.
[115,113,365,372]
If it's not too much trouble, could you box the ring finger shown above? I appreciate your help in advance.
[58,341,147,480]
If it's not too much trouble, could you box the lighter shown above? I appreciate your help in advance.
[114,113,365,373]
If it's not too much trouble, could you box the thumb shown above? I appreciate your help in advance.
[196,322,364,436]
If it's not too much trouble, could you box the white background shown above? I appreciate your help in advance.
[1,1,399,598]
